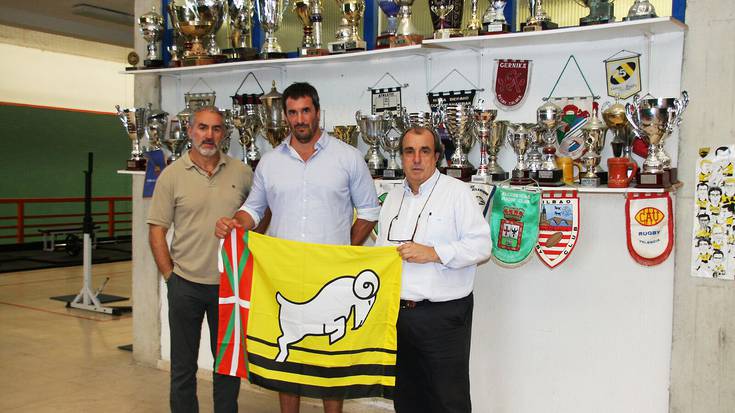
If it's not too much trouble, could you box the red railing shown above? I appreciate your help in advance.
[0,196,132,243]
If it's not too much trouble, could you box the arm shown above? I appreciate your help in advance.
[149,224,173,280]
[350,218,376,246]
[215,210,256,238]
[215,164,270,238]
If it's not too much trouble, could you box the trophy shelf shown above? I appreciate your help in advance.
[422,17,687,51]
[121,45,431,77]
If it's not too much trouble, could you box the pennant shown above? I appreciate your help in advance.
[605,55,641,99]
[215,228,253,378]
[535,190,580,269]
[625,192,674,266]
[469,182,497,218]
[143,149,166,198]
[427,90,477,110]
[554,97,593,160]
[245,232,402,399]
[494,59,531,110]
[490,187,541,267]
[371,87,402,115]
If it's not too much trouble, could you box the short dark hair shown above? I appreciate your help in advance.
[399,127,443,155]
[282,82,320,113]
[697,182,708,190]
[709,187,722,196]
[696,238,710,246]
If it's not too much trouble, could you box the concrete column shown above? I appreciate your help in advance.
[131,0,162,367]
[670,2,735,412]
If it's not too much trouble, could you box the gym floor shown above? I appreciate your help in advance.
[0,261,388,412]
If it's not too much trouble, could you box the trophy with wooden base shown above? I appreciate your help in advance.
[167,0,226,66]
[257,0,289,59]
[626,92,688,188]
[391,0,423,47]
[224,0,258,61]
[115,104,151,171]
[138,6,164,68]
[521,0,558,31]
[443,104,476,182]
[294,0,329,56]
[328,0,367,53]
[356,111,391,178]
[376,0,400,48]
[471,108,498,183]
[536,101,564,186]
[482,0,510,34]
[579,108,608,187]
[430,0,463,39]
[506,123,535,185]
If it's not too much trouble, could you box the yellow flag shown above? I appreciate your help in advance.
[245,232,402,399]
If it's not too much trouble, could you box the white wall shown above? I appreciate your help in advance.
[0,25,133,111]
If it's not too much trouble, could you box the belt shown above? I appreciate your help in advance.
[400,299,429,309]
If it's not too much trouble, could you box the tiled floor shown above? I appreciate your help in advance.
[0,261,390,412]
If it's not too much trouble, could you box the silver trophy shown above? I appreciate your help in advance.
[259,81,289,147]
[579,108,608,187]
[408,111,440,129]
[482,0,510,33]
[356,111,391,177]
[506,122,535,184]
[162,119,188,163]
[138,6,164,68]
[176,91,217,147]
[626,91,688,188]
[442,103,475,181]
[232,100,264,168]
[226,0,258,61]
[536,101,564,185]
[523,0,557,31]
[220,108,235,153]
[524,123,543,177]
[624,0,657,21]
[256,0,290,58]
[470,107,498,183]
[392,0,423,46]
[146,109,169,151]
[115,104,152,170]
[206,1,226,57]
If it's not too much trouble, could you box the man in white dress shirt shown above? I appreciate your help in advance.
[375,127,491,413]
[215,82,380,413]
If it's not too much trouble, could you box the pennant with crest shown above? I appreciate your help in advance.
[494,59,532,110]
[535,190,580,269]
[625,192,674,266]
[490,186,541,267]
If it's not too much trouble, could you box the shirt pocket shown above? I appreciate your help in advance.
[424,212,454,246]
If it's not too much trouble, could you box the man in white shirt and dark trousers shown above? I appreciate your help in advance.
[215,82,380,413]
[375,127,492,413]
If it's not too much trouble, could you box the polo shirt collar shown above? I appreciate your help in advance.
[182,150,227,172]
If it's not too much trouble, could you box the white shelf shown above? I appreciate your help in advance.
[117,170,145,175]
[122,44,430,76]
[423,17,687,50]
[122,17,686,77]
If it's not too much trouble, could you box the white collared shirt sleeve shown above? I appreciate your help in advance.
[350,152,380,222]
[239,161,267,226]
[432,183,492,269]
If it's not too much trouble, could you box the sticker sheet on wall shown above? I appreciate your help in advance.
[690,145,735,280]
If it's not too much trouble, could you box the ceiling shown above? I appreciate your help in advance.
[0,0,134,47]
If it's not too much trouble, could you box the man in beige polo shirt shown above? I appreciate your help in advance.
[147,106,252,413]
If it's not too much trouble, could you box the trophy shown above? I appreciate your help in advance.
[391,0,423,47]
[536,101,564,186]
[329,125,359,147]
[206,2,226,59]
[232,92,264,168]
[506,123,535,185]
[579,107,608,187]
[177,92,217,142]
[220,108,235,153]
[356,111,391,178]
[470,107,498,183]
[146,109,169,151]
[259,81,289,147]
[409,111,439,129]
[602,99,634,159]
[482,0,510,34]
[624,0,657,21]
[167,31,184,67]
[328,0,367,53]
[442,104,475,181]
[524,123,543,179]
[430,0,463,39]
[521,0,558,32]
[225,0,258,61]
[138,6,164,68]
[626,92,688,188]
[167,0,226,66]
[115,104,151,171]
[376,0,400,49]
[294,0,329,56]
[256,0,289,59]
[464,0,481,36]
[162,119,188,163]
[574,0,614,26]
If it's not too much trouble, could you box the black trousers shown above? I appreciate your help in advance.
[394,293,473,413]
[167,273,241,413]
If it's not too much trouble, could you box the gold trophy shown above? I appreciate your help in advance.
[328,0,367,53]
[168,0,226,66]
[259,81,289,147]
[330,125,359,147]
[521,0,558,32]
[294,0,329,56]
[225,0,258,61]
[430,0,463,39]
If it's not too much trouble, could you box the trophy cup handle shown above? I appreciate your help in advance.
[673,90,689,129]
[625,102,643,138]
[355,110,362,125]
[167,2,181,31]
